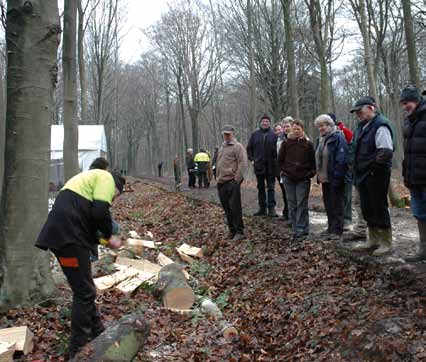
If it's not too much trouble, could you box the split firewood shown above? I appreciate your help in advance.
[157,253,190,280]
[176,248,195,264]
[0,326,33,355]
[128,230,140,239]
[199,297,239,340]
[115,271,155,295]
[153,263,195,310]
[117,249,137,259]
[177,243,203,258]
[94,267,139,291]
[126,238,159,250]
[70,314,150,362]
[115,257,162,274]
[0,341,15,362]
[145,231,154,240]
[125,238,144,256]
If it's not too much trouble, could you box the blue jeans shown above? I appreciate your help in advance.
[283,178,311,237]
[410,186,426,221]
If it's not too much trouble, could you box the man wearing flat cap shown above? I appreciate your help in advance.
[400,85,426,262]
[349,96,394,256]
[216,125,248,241]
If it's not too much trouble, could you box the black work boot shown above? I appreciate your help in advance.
[268,207,278,217]
[253,208,267,216]
[405,220,426,262]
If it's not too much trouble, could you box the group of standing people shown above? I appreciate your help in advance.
[213,85,426,263]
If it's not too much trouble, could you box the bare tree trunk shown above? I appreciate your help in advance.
[0,63,5,201]
[0,0,60,309]
[247,0,257,134]
[63,0,80,180]
[282,0,299,118]
[351,0,379,104]
[78,0,89,123]
[401,0,420,89]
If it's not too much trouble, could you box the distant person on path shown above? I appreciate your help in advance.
[400,85,426,262]
[278,120,316,241]
[158,161,163,177]
[216,125,248,241]
[349,96,394,256]
[35,169,125,358]
[194,148,211,188]
[173,156,182,191]
[247,114,278,217]
[186,149,196,188]
[211,146,219,180]
[314,114,349,241]
[274,122,289,220]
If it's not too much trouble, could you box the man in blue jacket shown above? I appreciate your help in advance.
[350,96,394,256]
[247,114,278,217]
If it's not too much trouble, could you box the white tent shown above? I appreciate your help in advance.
[50,125,108,186]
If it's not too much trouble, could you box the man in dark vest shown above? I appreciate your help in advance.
[349,96,394,256]
[400,85,426,262]
[247,114,278,217]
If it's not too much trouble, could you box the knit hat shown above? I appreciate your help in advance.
[327,113,337,125]
[350,96,377,113]
[400,85,421,103]
[260,114,271,122]
[222,125,235,134]
[112,172,125,194]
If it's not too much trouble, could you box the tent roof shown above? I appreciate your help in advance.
[51,125,107,153]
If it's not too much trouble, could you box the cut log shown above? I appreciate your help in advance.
[0,326,33,355]
[0,341,15,362]
[178,243,203,258]
[71,314,150,362]
[200,297,239,340]
[153,263,195,310]
[94,268,139,291]
[157,253,190,280]
[115,257,162,274]
[176,248,195,264]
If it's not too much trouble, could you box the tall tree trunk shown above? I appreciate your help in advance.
[63,0,80,180]
[0,64,5,202]
[247,0,257,134]
[401,0,420,89]
[0,0,60,309]
[282,0,299,118]
[77,0,89,123]
[352,0,379,104]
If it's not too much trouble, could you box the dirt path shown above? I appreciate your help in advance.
[140,174,421,261]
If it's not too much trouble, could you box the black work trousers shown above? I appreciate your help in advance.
[322,182,345,235]
[277,176,289,218]
[256,173,276,208]
[197,171,209,188]
[53,245,104,356]
[217,181,244,234]
[188,169,196,188]
[358,169,391,228]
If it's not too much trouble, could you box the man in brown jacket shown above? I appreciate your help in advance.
[216,125,248,241]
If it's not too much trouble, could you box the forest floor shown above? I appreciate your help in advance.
[1,176,425,362]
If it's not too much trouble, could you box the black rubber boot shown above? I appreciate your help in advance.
[405,220,426,262]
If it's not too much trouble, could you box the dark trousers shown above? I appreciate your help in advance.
[256,173,276,208]
[358,170,391,228]
[217,181,244,234]
[277,177,289,218]
[188,169,196,187]
[197,171,209,188]
[343,179,353,225]
[284,178,311,237]
[322,183,345,235]
[53,245,104,355]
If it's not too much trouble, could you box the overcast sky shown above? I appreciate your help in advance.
[121,0,170,63]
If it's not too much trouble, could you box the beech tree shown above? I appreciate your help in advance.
[0,0,60,309]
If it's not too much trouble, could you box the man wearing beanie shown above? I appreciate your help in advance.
[349,96,394,256]
[400,85,426,262]
[247,114,279,217]
[36,169,125,358]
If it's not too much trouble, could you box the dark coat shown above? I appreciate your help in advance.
[403,100,426,187]
[315,130,349,184]
[246,128,278,175]
[278,134,316,182]
[353,113,393,185]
